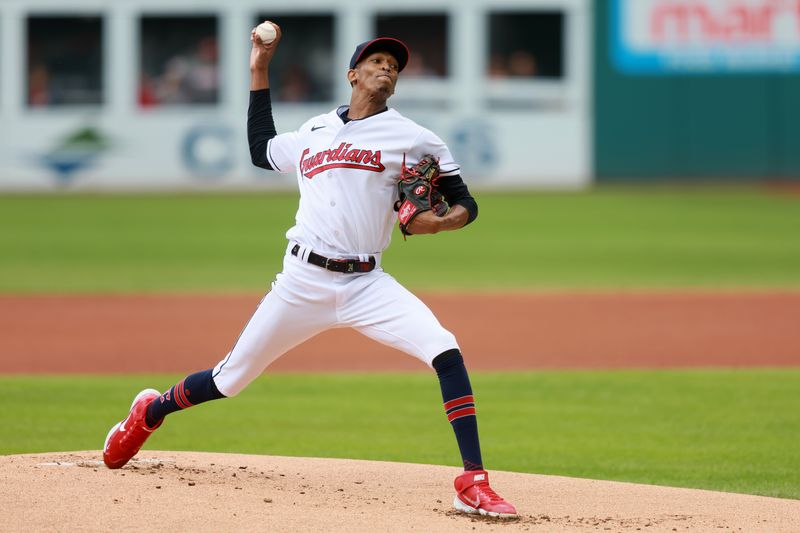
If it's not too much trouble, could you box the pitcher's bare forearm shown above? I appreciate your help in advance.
[406,171,478,235]
[407,205,469,235]
[250,69,269,91]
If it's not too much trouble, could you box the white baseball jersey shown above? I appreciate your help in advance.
[212,105,462,395]
[266,107,461,256]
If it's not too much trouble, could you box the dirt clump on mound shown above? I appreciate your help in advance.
[1,451,798,532]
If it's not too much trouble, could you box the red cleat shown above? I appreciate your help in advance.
[103,389,162,469]
[453,469,518,518]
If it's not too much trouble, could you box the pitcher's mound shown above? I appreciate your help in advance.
[2,451,798,532]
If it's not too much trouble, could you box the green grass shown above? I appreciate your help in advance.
[1,186,798,292]
[2,370,799,499]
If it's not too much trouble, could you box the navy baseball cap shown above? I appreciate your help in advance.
[349,37,410,72]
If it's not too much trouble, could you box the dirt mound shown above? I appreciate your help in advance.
[1,451,798,532]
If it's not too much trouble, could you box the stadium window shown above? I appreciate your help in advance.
[26,15,104,107]
[139,15,219,107]
[374,14,448,78]
[487,11,564,79]
[254,14,334,103]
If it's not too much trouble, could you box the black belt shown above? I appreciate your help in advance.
[291,244,376,273]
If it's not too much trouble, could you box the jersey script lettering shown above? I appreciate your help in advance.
[299,142,385,178]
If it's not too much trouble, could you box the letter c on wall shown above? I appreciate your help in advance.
[182,125,235,178]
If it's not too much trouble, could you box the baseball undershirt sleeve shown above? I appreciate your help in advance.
[247,89,277,170]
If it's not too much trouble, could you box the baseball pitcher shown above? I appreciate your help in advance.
[102,23,517,518]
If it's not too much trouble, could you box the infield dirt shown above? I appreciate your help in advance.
[3,451,800,532]
[2,291,799,373]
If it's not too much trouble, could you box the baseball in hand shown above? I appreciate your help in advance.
[255,21,277,44]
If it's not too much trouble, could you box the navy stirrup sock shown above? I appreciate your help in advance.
[432,349,483,471]
[145,369,225,428]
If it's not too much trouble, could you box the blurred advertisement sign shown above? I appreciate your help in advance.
[612,0,800,73]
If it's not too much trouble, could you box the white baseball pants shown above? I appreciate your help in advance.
[212,243,459,396]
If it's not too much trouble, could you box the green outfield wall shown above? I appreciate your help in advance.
[594,1,800,181]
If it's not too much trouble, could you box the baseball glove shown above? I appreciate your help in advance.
[394,154,449,237]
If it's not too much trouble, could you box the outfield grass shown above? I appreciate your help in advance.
[2,370,799,499]
[1,186,798,292]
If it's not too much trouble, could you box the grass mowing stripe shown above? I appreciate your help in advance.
[1,369,798,499]
[1,187,799,292]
